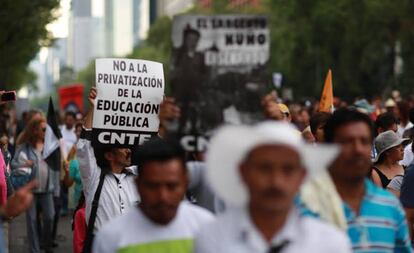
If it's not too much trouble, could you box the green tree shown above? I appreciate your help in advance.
[269,0,414,99]
[0,0,59,90]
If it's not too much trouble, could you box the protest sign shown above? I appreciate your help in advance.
[92,58,164,148]
[170,15,270,151]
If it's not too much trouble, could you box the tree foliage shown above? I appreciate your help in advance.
[269,0,414,100]
[0,0,59,90]
[75,0,414,100]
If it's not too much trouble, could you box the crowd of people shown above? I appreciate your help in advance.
[0,87,414,253]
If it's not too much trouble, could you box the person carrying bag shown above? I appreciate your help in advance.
[10,144,35,190]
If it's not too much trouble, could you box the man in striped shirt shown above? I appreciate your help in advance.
[324,108,411,252]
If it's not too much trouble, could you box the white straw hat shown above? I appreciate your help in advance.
[206,121,340,207]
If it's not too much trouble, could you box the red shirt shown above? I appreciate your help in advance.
[73,206,87,253]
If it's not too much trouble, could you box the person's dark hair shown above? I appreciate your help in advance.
[65,111,76,119]
[92,144,115,171]
[26,109,42,123]
[133,137,186,176]
[324,108,374,143]
[310,112,331,135]
[374,150,387,165]
[375,112,398,135]
[20,117,46,145]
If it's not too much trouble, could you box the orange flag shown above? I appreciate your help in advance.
[319,69,333,112]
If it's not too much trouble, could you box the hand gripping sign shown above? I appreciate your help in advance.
[92,58,164,148]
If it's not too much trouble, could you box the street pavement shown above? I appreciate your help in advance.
[9,213,73,253]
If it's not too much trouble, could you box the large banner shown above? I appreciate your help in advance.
[170,15,270,151]
[92,58,164,148]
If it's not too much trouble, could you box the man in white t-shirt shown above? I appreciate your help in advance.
[93,138,214,253]
[60,111,77,157]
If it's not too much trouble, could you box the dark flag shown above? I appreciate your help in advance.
[43,97,62,171]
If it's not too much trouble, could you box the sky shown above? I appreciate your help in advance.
[46,0,71,38]
[46,0,106,38]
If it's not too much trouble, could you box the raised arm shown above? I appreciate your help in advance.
[83,86,96,130]
[261,91,283,121]
[158,96,181,138]
[77,87,99,193]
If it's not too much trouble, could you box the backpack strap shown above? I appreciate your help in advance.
[82,169,106,253]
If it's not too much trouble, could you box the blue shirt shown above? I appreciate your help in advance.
[69,159,82,205]
[344,180,411,252]
[298,179,411,252]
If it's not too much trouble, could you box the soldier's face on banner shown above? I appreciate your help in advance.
[184,33,199,52]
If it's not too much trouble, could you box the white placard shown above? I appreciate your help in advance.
[92,58,164,147]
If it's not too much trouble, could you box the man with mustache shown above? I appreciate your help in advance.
[78,87,139,252]
[93,138,214,253]
[195,122,351,253]
[323,108,411,252]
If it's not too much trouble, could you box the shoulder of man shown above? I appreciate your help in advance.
[95,208,138,240]
[364,179,406,218]
[195,207,241,239]
[180,201,215,224]
[194,207,256,253]
[365,179,400,202]
[300,216,352,251]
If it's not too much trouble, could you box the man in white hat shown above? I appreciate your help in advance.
[195,122,351,253]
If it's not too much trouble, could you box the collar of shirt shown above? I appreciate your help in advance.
[342,179,375,221]
[341,178,411,251]
[112,166,138,182]
[124,165,138,175]
[236,207,299,251]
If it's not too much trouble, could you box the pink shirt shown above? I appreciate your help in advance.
[0,152,7,205]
